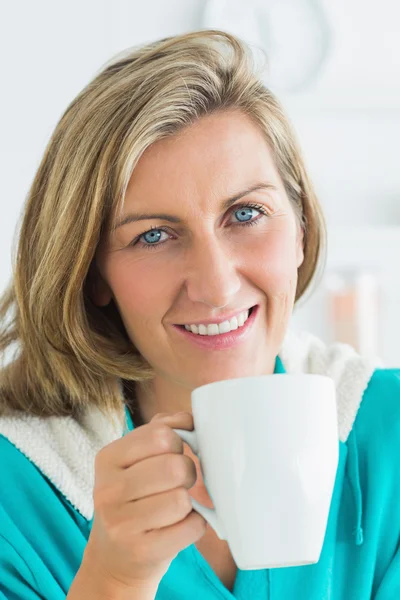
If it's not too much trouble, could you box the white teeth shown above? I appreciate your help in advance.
[207,324,219,336]
[237,312,245,327]
[184,309,250,335]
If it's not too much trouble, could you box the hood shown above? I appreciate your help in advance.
[0,328,381,544]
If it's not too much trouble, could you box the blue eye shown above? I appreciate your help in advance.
[130,201,269,251]
[233,206,258,224]
[141,228,166,245]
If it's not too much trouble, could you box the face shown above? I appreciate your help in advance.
[94,110,304,394]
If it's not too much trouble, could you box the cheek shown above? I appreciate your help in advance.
[106,255,174,317]
[248,229,299,294]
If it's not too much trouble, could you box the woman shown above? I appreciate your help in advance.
[0,29,399,600]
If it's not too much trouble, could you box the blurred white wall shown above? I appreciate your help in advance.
[1,0,399,363]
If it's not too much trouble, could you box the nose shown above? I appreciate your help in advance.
[184,237,241,309]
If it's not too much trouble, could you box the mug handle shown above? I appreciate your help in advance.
[173,428,226,540]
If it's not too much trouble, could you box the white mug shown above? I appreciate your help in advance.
[174,374,339,570]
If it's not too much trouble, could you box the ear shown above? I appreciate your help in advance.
[88,261,113,307]
[296,225,305,269]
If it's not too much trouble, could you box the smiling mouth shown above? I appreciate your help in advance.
[176,305,256,329]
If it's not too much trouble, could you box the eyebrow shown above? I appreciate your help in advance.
[114,182,278,229]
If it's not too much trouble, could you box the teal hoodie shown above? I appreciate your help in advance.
[1,332,400,599]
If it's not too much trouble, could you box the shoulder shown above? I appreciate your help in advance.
[356,368,400,434]
[0,433,89,555]
[0,431,88,534]
[0,433,42,491]
[0,435,86,598]
[353,368,400,470]
[0,433,57,526]
[0,405,125,523]
[0,434,51,564]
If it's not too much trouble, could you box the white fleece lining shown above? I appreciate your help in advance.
[0,329,380,521]
[279,329,380,442]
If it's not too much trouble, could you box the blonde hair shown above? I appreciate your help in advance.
[0,29,326,419]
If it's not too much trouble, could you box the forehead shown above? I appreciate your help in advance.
[125,110,282,203]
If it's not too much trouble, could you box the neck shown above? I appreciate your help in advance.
[132,378,193,426]
[130,356,278,426]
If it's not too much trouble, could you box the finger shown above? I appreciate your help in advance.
[119,487,194,534]
[121,453,197,501]
[96,412,194,470]
[151,411,194,430]
[144,511,207,562]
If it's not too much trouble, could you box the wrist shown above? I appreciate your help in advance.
[68,552,158,600]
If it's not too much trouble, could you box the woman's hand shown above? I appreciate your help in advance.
[82,411,207,592]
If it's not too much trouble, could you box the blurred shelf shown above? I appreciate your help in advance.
[293,225,400,367]
[326,225,400,271]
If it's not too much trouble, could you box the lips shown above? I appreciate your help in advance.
[172,303,259,350]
